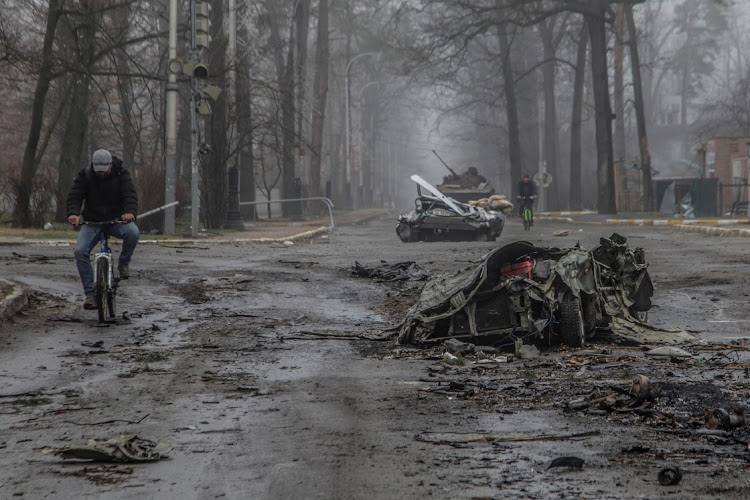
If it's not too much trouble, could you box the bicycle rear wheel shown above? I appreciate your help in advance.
[523,209,532,231]
[95,260,109,323]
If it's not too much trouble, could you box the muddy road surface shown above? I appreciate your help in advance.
[1,215,750,499]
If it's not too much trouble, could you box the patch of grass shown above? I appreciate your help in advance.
[522,369,538,381]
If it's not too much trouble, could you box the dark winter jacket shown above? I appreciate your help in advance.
[517,179,538,198]
[66,156,138,222]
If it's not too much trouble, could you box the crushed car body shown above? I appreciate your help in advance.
[396,174,506,243]
[398,233,693,347]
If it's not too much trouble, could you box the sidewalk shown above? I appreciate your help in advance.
[535,211,750,237]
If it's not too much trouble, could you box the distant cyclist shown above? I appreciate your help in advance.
[66,149,139,310]
[516,173,538,216]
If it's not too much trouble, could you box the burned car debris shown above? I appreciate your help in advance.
[398,233,693,348]
[396,174,506,243]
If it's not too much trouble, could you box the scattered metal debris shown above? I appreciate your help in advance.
[645,346,693,358]
[567,374,657,413]
[42,433,171,463]
[352,261,431,282]
[546,456,585,470]
[415,430,601,445]
[704,407,746,430]
[657,466,682,486]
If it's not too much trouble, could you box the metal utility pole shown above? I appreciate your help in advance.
[190,0,200,237]
[164,0,178,235]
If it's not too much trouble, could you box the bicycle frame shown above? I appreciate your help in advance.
[83,220,121,322]
[93,234,115,298]
[520,196,534,230]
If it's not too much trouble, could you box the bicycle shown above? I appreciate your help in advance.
[82,220,123,323]
[519,196,535,231]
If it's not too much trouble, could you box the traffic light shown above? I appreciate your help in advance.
[171,60,208,79]
[195,2,211,50]
[196,84,222,116]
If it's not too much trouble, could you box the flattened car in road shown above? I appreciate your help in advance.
[396,175,505,243]
[398,233,693,348]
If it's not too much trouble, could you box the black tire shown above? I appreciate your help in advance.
[397,222,420,243]
[96,260,108,323]
[475,230,494,242]
[107,289,116,321]
[581,294,598,338]
[560,291,585,348]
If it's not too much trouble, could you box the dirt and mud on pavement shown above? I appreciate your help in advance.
[1,214,750,498]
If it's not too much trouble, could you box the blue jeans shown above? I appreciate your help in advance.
[74,223,140,296]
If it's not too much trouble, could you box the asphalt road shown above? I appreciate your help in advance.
[1,214,749,499]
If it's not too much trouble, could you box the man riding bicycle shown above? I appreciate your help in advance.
[66,149,139,310]
[516,173,538,216]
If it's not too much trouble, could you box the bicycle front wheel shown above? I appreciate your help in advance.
[107,289,116,320]
[96,260,109,323]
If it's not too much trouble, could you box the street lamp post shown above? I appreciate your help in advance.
[164,0,178,235]
[345,52,376,209]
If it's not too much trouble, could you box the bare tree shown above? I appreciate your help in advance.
[585,0,616,214]
[569,19,587,211]
[13,0,64,227]
[625,1,653,211]
[309,0,329,202]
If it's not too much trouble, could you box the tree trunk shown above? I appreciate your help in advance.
[295,0,311,152]
[280,35,296,214]
[626,2,654,211]
[540,19,560,209]
[496,16,522,192]
[237,1,256,219]
[204,0,228,228]
[680,0,695,127]
[309,0,329,202]
[613,3,626,163]
[569,21,588,212]
[55,0,96,223]
[13,0,64,227]
[586,0,617,214]
[113,2,136,176]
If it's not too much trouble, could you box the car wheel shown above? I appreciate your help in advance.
[397,222,420,242]
[581,294,598,338]
[560,291,585,348]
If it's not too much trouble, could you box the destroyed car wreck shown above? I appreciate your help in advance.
[396,174,506,243]
[398,233,694,348]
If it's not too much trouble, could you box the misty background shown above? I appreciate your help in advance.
[1,0,748,232]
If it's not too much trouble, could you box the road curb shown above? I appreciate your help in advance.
[606,218,750,226]
[0,278,28,320]
[212,226,331,244]
[0,227,332,247]
[537,210,596,216]
[672,224,750,237]
[537,216,574,223]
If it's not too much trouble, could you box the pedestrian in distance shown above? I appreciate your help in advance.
[66,149,139,310]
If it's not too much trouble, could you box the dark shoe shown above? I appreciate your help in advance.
[118,263,130,279]
[83,295,97,310]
